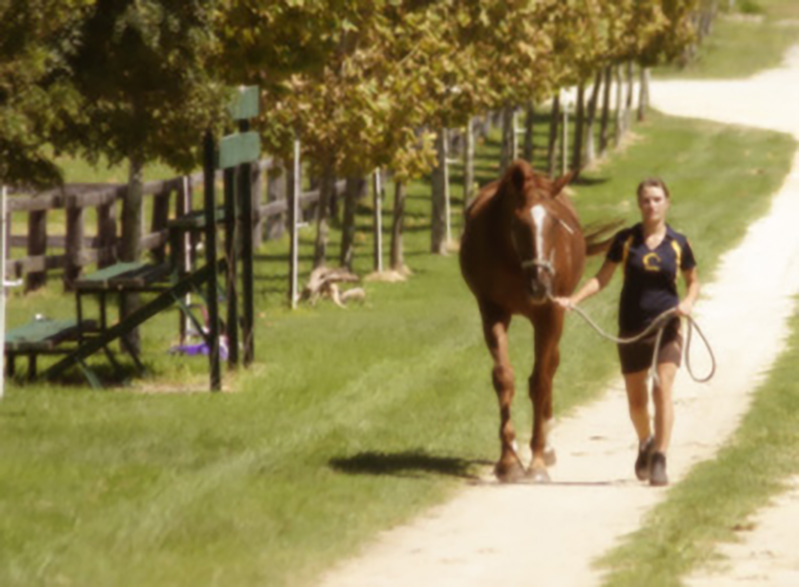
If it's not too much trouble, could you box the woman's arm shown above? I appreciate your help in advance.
[553,258,618,310]
[677,267,700,316]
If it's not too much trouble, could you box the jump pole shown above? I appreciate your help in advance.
[289,136,301,309]
[1,185,6,399]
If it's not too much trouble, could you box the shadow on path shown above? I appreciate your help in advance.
[330,450,492,481]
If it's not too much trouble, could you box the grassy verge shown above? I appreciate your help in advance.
[0,111,793,586]
[599,300,799,586]
[656,0,799,80]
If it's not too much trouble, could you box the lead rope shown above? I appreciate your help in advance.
[563,303,716,386]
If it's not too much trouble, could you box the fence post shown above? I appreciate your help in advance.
[25,209,47,292]
[223,167,239,368]
[96,194,117,268]
[266,160,286,241]
[251,162,265,244]
[64,197,85,291]
[203,129,221,391]
[373,169,383,273]
[176,176,193,344]
[150,186,172,264]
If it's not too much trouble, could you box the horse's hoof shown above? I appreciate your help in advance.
[494,461,526,483]
[544,447,557,467]
[527,467,551,484]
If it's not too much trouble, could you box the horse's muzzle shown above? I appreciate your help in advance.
[526,276,551,304]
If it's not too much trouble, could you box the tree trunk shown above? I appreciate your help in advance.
[522,100,535,164]
[25,209,47,292]
[585,70,602,166]
[339,175,366,270]
[430,129,449,255]
[599,66,612,155]
[313,155,335,268]
[463,118,475,210]
[372,169,383,273]
[571,82,586,176]
[614,64,624,145]
[625,61,635,132]
[119,154,144,354]
[390,180,406,271]
[499,105,516,174]
[546,94,561,177]
[638,66,650,122]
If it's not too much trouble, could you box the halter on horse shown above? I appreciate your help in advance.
[460,160,608,482]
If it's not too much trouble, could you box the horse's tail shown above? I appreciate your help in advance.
[584,219,624,257]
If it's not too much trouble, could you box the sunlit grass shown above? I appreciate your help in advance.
[599,301,799,586]
[1,109,794,586]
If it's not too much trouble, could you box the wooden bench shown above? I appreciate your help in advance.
[5,317,98,379]
[74,261,173,339]
[73,261,172,292]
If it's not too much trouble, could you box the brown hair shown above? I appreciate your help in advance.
[636,178,670,199]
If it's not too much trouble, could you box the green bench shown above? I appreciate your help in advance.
[73,261,172,291]
[5,317,98,379]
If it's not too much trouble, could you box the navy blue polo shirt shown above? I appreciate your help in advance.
[607,223,696,334]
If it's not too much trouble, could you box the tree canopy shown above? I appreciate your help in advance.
[2,0,701,194]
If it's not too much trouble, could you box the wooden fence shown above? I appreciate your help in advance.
[4,157,333,292]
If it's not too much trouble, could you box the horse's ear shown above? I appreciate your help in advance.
[509,164,527,194]
[506,162,530,206]
[552,171,575,198]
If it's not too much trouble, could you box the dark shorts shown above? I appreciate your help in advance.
[617,318,682,375]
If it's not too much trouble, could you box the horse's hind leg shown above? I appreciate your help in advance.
[480,302,524,482]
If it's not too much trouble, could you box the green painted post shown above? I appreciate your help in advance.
[223,167,239,367]
[227,85,259,365]
[203,130,221,391]
[239,119,255,366]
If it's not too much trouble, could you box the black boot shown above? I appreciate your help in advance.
[649,452,668,486]
[635,437,654,481]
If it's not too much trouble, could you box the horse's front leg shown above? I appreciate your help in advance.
[480,302,524,482]
[528,311,563,483]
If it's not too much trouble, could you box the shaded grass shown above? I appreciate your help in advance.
[656,0,799,80]
[0,111,795,586]
[599,300,799,587]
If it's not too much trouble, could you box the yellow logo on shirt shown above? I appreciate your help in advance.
[643,252,661,271]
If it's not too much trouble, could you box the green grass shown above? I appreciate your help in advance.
[1,111,794,586]
[656,0,799,79]
[599,301,799,587]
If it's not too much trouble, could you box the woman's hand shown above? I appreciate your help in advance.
[676,299,693,317]
[552,297,575,311]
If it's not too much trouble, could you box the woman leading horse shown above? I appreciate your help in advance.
[553,178,700,486]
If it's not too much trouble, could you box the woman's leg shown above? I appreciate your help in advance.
[623,370,651,442]
[653,361,678,454]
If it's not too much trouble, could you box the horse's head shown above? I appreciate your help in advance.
[504,161,574,304]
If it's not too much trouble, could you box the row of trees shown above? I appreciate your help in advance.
[1,0,720,276]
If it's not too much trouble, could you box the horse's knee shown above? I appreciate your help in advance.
[492,365,514,394]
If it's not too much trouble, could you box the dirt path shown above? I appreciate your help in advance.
[318,48,799,587]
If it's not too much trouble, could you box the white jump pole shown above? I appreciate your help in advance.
[1,185,7,399]
[373,169,383,273]
[290,136,301,309]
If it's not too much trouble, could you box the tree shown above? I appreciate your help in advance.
[59,0,227,263]
[53,1,228,351]
[0,0,94,187]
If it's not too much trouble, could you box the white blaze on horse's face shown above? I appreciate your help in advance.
[531,205,547,266]
[519,203,553,303]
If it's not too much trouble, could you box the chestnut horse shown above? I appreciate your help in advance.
[460,160,606,482]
